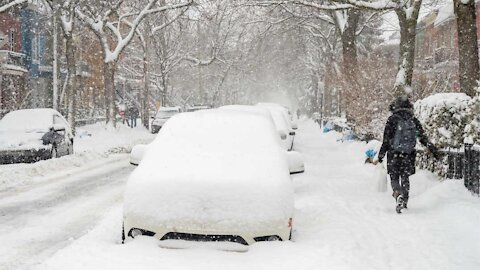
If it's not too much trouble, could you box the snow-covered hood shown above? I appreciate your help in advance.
[0,131,48,151]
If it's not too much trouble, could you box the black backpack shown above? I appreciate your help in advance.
[392,116,417,154]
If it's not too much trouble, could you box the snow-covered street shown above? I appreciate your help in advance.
[1,120,475,270]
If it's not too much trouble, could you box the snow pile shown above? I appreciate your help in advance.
[0,122,154,191]
[124,110,293,232]
[414,93,471,148]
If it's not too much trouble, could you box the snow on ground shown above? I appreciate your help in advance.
[36,120,480,270]
[0,122,154,193]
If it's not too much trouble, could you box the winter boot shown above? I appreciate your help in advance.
[396,195,405,214]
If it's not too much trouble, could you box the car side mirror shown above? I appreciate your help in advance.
[130,144,148,166]
[287,151,305,175]
[52,124,66,132]
[278,130,287,140]
[291,122,298,130]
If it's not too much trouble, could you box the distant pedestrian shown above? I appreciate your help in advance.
[128,106,139,128]
[374,96,439,213]
[296,108,301,119]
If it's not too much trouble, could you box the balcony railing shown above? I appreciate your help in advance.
[0,50,27,75]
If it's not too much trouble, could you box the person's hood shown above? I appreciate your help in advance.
[389,96,413,113]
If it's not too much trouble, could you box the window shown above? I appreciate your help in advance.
[32,35,39,62]
[9,29,15,51]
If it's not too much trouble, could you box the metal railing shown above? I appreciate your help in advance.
[417,145,479,194]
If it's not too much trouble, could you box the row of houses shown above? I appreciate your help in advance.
[413,1,480,96]
[0,1,110,119]
[0,1,54,115]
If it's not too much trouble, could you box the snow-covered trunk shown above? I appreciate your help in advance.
[65,34,77,134]
[103,61,118,128]
[142,35,150,129]
[454,0,480,97]
[394,4,420,97]
[52,12,59,111]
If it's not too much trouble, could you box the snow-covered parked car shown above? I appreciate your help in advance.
[257,103,296,151]
[150,106,182,134]
[0,108,74,164]
[186,105,211,112]
[124,110,296,249]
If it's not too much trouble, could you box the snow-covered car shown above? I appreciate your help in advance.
[0,108,74,164]
[150,106,182,134]
[257,103,296,151]
[123,110,295,248]
[186,105,210,112]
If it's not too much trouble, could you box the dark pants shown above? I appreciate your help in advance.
[130,116,136,128]
[390,173,410,203]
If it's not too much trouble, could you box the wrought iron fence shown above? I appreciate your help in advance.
[417,145,479,194]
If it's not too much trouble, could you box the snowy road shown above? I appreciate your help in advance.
[0,157,133,270]
[2,120,480,270]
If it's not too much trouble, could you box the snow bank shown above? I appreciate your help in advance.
[124,110,293,232]
[0,122,154,191]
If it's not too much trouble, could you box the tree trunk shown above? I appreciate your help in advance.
[103,61,117,128]
[394,5,421,97]
[142,36,150,129]
[341,9,360,122]
[454,0,480,97]
[65,34,77,134]
[52,11,59,110]
[342,9,360,83]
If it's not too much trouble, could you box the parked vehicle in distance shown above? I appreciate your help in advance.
[0,108,74,164]
[124,110,297,250]
[150,107,182,134]
[257,103,296,151]
[186,105,211,112]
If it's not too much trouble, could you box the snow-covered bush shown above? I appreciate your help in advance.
[464,86,480,144]
[414,93,471,149]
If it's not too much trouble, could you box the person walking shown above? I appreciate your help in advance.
[128,106,139,128]
[374,96,439,213]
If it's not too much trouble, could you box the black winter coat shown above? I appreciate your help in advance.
[378,109,431,176]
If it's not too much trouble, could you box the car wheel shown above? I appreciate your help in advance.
[68,142,74,155]
[50,145,58,159]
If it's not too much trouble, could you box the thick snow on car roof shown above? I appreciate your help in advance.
[124,110,293,230]
[0,108,56,132]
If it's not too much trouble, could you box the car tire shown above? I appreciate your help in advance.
[50,145,58,159]
[68,142,74,155]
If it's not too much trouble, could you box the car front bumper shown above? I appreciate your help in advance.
[124,216,292,246]
[0,148,51,164]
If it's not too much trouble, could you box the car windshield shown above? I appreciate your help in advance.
[0,110,52,132]
[155,110,178,119]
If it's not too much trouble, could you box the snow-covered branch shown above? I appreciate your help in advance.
[0,0,28,13]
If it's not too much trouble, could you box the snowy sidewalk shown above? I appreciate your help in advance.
[35,120,480,270]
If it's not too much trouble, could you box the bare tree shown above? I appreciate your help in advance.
[75,0,193,128]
